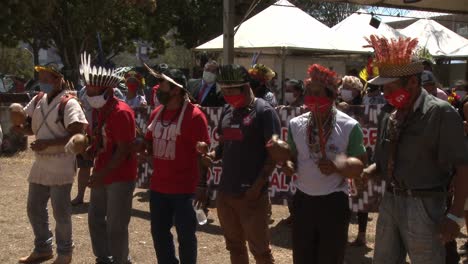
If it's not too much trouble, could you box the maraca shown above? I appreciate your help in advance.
[65,134,89,154]
[9,103,26,126]
[266,134,291,165]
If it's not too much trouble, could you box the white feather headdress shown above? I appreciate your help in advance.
[79,52,122,88]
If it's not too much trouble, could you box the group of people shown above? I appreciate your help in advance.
[11,35,468,264]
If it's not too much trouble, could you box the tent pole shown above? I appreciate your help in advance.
[223,0,234,64]
[280,47,286,105]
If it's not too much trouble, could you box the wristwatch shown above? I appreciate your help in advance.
[447,213,465,227]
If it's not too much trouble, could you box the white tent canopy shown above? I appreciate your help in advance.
[195,0,337,53]
[450,44,468,57]
[330,11,404,53]
[400,19,468,57]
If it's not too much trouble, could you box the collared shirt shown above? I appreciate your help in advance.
[375,89,468,189]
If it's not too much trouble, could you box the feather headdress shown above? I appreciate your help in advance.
[304,64,339,92]
[248,64,275,85]
[79,52,122,88]
[364,35,424,85]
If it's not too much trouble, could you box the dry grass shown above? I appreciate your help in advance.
[0,146,467,264]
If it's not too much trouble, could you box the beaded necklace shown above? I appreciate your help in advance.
[306,106,337,159]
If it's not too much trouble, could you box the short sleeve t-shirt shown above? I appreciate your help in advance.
[94,99,138,185]
[145,103,210,194]
[288,110,366,196]
[217,98,281,195]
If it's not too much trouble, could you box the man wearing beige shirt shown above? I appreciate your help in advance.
[13,64,88,264]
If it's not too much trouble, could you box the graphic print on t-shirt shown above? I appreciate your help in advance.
[152,121,177,160]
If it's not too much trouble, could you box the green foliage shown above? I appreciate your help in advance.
[0,46,34,80]
[0,0,173,82]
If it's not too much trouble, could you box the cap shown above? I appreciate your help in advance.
[341,76,363,91]
[421,70,436,86]
[34,63,63,77]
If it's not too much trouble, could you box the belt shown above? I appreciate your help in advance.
[386,185,447,197]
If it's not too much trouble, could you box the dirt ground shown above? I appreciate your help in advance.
[1,148,467,264]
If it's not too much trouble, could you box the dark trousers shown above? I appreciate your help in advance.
[292,191,350,264]
[357,212,368,233]
[150,191,197,264]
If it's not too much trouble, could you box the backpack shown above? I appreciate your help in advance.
[33,91,79,128]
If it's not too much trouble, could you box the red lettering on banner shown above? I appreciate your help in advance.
[369,128,377,146]
[281,127,288,141]
[362,128,378,148]
[270,172,280,192]
[212,167,222,185]
[280,173,289,190]
[212,127,220,142]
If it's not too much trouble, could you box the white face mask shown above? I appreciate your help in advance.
[87,93,108,109]
[284,92,295,104]
[202,71,216,84]
[340,89,354,102]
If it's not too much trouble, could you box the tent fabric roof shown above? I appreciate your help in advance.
[195,0,336,52]
[400,19,468,57]
[317,0,468,15]
[330,11,404,53]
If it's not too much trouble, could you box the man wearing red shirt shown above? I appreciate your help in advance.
[79,53,137,264]
[144,67,210,264]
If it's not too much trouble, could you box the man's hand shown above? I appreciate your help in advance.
[200,154,214,167]
[439,217,461,244]
[196,141,209,154]
[30,139,49,152]
[88,172,105,188]
[11,125,24,134]
[194,186,208,209]
[317,159,338,175]
[282,161,295,177]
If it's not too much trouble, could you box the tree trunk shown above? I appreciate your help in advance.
[31,41,40,80]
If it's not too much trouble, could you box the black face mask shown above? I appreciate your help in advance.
[156,89,172,105]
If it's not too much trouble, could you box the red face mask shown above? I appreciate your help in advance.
[127,83,138,92]
[385,88,411,109]
[224,94,246,109]
[304,96,333,113]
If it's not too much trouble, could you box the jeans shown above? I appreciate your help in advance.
[150,191,197,264]
[27,183,73,255]
[373,192,446,264]
[88,181,135,264]
[291,190,350,264]
[216,191,274,264]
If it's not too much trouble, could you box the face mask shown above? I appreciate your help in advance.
[156,89,172,106]
[87,93,108,109]
[39,82,54,94]
[304,96,333,113]
[284,92,296,104]
[340,89,354,102]
[202,71,216,84]
[384,88,411,109]
[457,91,467,98]
[127,83,138,92]
[224,94,246,109]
